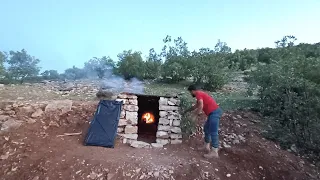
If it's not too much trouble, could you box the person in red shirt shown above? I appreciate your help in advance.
[184,85,223,158]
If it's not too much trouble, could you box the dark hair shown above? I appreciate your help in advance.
[187,84,199,91]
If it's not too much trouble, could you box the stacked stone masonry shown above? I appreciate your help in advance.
[116,93,182,147]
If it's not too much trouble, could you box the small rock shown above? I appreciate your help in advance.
[125,125,138,134]
[156,139,169,145]
[0,153,10,160]
[171,127,181,133]
[0,115,10,122]
[45,100,73,114]
[151,143,163,148]
[168,101,175,106]
[171,140,182,144]
[89,171,97,179]
[135,168,141,173]
[32,176,39,180]
[31,109,44,118]
[223,142,231,148]
[226,174,231,177]
[290,144,298,153]
[107,173,115,180]
[27,119,36,124]
[122,133,138,140]
[238,135,245,142]
[159,111,168,117]
[232,139,240,144]
[156,131,169,138]
[130,141,150,148]
[154,171,160,177]
[1,119,22,132]
[172,120,180,126]
[49,121,60,127]
[249,119,260,123]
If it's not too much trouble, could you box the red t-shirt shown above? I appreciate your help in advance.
[194,90,219,116]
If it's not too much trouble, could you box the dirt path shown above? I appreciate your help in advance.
[0,103,319,180]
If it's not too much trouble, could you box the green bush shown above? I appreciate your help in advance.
[248,46,320,159]
[179,95,197,136]
[114,50,145,80]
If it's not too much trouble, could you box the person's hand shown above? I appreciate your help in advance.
[190,112,198,121]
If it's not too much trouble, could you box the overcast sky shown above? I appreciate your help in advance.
[1,0,319,72]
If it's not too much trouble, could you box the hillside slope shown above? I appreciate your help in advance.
[0,101,318,180]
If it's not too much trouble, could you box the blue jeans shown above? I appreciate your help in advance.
[204,108,223,148]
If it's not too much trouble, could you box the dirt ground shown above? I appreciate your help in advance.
[0,101,319,180]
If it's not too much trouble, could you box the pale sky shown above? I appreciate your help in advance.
[1,0,319,72]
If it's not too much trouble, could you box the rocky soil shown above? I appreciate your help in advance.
[0,100,319,180]
[0,74,249,102]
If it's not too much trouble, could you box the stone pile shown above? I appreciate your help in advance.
[0,100,74,134]
[116,93,182,148]
[157,97,182,145]
[222,133,246,148]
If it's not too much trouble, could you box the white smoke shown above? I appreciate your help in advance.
[100,76,145,94]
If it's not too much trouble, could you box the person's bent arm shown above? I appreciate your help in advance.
[184,99,203,114]
[196,99,203,114]
[184,104,197,114]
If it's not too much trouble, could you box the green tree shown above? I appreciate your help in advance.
[214,39,232,53]
[62,66,87,80]
[160,35,191,82]
[0,51,6,77]
[41,70,60,80]
[144,48,162,79]
[275,35,297,48]
[257,48,273,64]
[84,56,115,79]
[6,49,41,83]
[188,40,232,91]
[192,49,231,91]
[115,50,145,80]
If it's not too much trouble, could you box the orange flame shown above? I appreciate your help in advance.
[142,112,155,124]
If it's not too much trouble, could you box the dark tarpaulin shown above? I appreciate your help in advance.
[84,100,123,148]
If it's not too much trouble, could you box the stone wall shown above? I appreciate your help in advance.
[116,93,182,148]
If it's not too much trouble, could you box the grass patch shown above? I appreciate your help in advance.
[144,82,188,96]
[212,92,258,111]
[145,82,258,111]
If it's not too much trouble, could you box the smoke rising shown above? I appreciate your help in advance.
[100,76,145,94]
[97,63,145,95]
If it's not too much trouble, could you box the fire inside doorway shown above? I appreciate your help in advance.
[137,95,160,143]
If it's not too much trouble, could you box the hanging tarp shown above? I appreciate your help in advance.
[84,100,123,148]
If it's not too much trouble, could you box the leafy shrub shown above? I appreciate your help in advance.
[114,50,145,80]
[84,56,115,79]
[248,45,320,159]
[179,95,197,136]
[62,66,87,80]
[191,52,232,91]
[41,70,60,80]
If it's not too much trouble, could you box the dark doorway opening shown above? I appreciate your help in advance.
[137,95,160,143]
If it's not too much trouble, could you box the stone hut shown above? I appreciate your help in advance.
[115,93,182,147]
